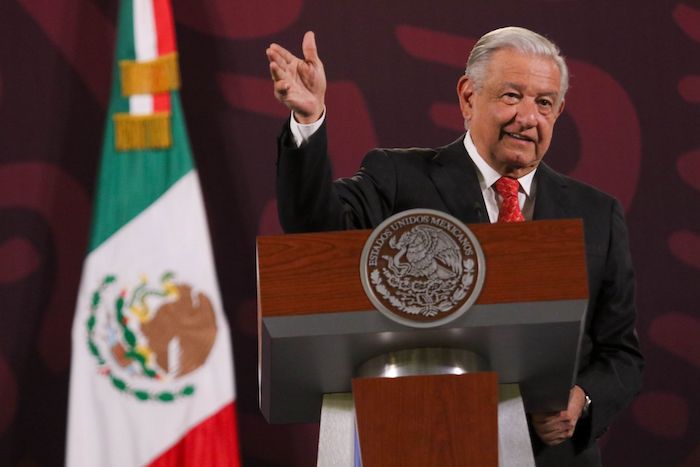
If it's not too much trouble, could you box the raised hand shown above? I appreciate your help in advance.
[266,31,326,123]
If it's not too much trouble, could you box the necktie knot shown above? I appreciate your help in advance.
[495,176,520,198]
[494,176,525,223]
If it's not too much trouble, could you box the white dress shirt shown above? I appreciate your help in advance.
[290,109,326,146]
[463,132,536,223]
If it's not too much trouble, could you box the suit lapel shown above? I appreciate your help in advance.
[429,136,488,224]
[428,140,572,223]
[533,162,573,220]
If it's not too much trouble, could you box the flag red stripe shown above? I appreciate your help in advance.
[153,0,175,54]
[152,91,170,113]
[148,402,241,467]
[153,0,174,112]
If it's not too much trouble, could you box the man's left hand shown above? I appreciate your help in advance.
[531,385,587,446]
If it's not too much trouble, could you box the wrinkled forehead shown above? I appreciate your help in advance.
[484,49,562,93]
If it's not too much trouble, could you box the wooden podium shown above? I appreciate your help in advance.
[257,219,589,466]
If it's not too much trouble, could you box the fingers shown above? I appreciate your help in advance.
[273,78,290,97]
[531,411,577,446]
[534,425,568,446]
[536,419,574,435]
[541,433,568,446]
[267,47,295,94]
[269,61,285,82]
[302,31,320,63]
[266,43,297,65]
[266,46,292,75]
[533,419,568,436]
[530,412,558,423]
[267,58,291,98]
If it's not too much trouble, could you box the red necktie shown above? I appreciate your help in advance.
[494,177,525,223]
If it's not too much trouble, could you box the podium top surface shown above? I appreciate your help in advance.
[257,219,587,318]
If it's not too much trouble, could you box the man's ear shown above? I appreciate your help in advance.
[555,98,566,119]
[457,75,475,122]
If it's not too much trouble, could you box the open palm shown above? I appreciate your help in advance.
[266,31,327,123]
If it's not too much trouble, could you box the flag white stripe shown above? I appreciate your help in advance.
[130,0,156,115]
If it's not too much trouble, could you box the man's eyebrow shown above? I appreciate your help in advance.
[538,92,561,102]
[501,82,524,91]
[497,82,561,100]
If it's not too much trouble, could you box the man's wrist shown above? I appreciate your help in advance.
[290,107,326,147]
[293,104,325,124]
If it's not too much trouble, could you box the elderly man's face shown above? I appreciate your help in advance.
[457,48,565,178]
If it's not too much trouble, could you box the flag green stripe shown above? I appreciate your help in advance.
[88,0,193,252]
[113,0,134,115]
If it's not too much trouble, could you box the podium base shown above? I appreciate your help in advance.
[317,384,535,467]
[317,393,357,467]
[497,384,536,467]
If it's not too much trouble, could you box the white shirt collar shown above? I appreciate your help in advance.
[463,131,536,196]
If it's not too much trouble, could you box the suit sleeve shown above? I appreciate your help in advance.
[276,120,397,232]
[574,199,644,447]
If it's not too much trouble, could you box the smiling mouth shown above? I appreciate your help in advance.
[504,132,534,143]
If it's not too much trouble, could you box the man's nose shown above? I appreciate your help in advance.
[515,99,538,127]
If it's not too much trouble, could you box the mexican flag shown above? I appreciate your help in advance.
[66,0,240,465]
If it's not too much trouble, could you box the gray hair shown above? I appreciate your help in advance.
[465,26,569,100]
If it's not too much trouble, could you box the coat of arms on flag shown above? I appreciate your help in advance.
[86,272,218,402]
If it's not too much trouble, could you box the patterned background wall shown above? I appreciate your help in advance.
[1,0,699,465]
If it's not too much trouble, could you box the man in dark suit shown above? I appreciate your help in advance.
[266,27,643,466]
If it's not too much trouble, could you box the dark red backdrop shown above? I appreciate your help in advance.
[1,0,699,465]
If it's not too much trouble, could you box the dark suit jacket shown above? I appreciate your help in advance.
[277,122,644,467]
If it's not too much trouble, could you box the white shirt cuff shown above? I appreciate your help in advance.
[290,108,326,147]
